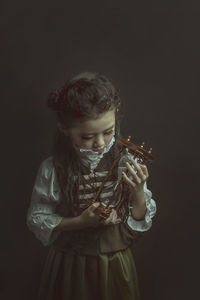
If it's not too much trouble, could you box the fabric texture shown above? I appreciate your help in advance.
[27,151,156,246]
[38,246,140,300]
[27,138,156,300]
[72,135,116,173]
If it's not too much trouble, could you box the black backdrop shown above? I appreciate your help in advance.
[1,1,199,299]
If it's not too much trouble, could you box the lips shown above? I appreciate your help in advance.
[93,148,104,153]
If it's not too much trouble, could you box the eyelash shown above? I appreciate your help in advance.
[82,130,114,140]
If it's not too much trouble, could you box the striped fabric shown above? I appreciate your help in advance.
[75,170,121,209]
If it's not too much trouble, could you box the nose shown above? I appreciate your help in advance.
[93,135,105,148]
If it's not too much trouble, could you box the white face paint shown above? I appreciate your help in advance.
[57,109,116,172]
[59,108,116,154]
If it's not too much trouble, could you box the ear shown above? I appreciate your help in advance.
[57,122,69,135]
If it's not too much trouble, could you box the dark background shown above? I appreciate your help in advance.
[1,0,199,299]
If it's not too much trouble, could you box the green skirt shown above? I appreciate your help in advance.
[38,247,140,300]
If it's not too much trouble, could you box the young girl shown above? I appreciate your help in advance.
[27,72,156,300]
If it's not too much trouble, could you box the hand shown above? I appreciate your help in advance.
[122,158,149,194]
[79,202,102,227]
[100,208,121,226]
[79,203,121,228]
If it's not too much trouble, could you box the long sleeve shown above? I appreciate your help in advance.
[126,182,156,231]
[117,149,156,231]
[27,157,64,246]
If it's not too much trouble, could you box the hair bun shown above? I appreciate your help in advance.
[47,88,62,111]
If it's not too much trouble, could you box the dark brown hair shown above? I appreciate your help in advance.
[47,72,125,215]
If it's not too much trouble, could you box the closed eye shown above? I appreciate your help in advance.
[82,130,114,140]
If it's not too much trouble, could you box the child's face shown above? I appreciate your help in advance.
[59,109,116,153]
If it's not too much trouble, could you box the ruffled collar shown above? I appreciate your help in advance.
[72,136,115,173]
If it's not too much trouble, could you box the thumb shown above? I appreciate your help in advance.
[89,202,100,212]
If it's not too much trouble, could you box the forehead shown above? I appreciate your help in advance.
[71,109,116,135]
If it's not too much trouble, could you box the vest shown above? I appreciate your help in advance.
[53,151,141,255]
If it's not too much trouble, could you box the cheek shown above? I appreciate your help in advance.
[76,138,93,148]
[105,132,115,144]
[75,132,115,149]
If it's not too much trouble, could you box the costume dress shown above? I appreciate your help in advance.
[27,137,156,300]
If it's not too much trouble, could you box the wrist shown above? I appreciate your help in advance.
[130,189,146,206]
[77,214,91,229]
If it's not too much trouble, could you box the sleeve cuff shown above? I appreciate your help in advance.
[27,214,64,246]
[127,188,156,232]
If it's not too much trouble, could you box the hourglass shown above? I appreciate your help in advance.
[80,136,154,219]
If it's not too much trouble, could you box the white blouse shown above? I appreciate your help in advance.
[27,148,156,246]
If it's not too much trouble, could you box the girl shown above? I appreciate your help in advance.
[27,72,156,300]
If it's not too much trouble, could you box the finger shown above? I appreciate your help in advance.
[129,160,147,182]
[115,218,122,224]
[140,164,149,177]
[125,162,141,184]
[104,210,114,224]
[130,159,145,179]
[111,208,117,218]
[89,202,100,212]
[104,208,121,225]
[112,210,120,222]
[105,211,113,224]
[110,209,116,223]
[122,171,137,188]
[111,211,121,224]
[112,211,121,223]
